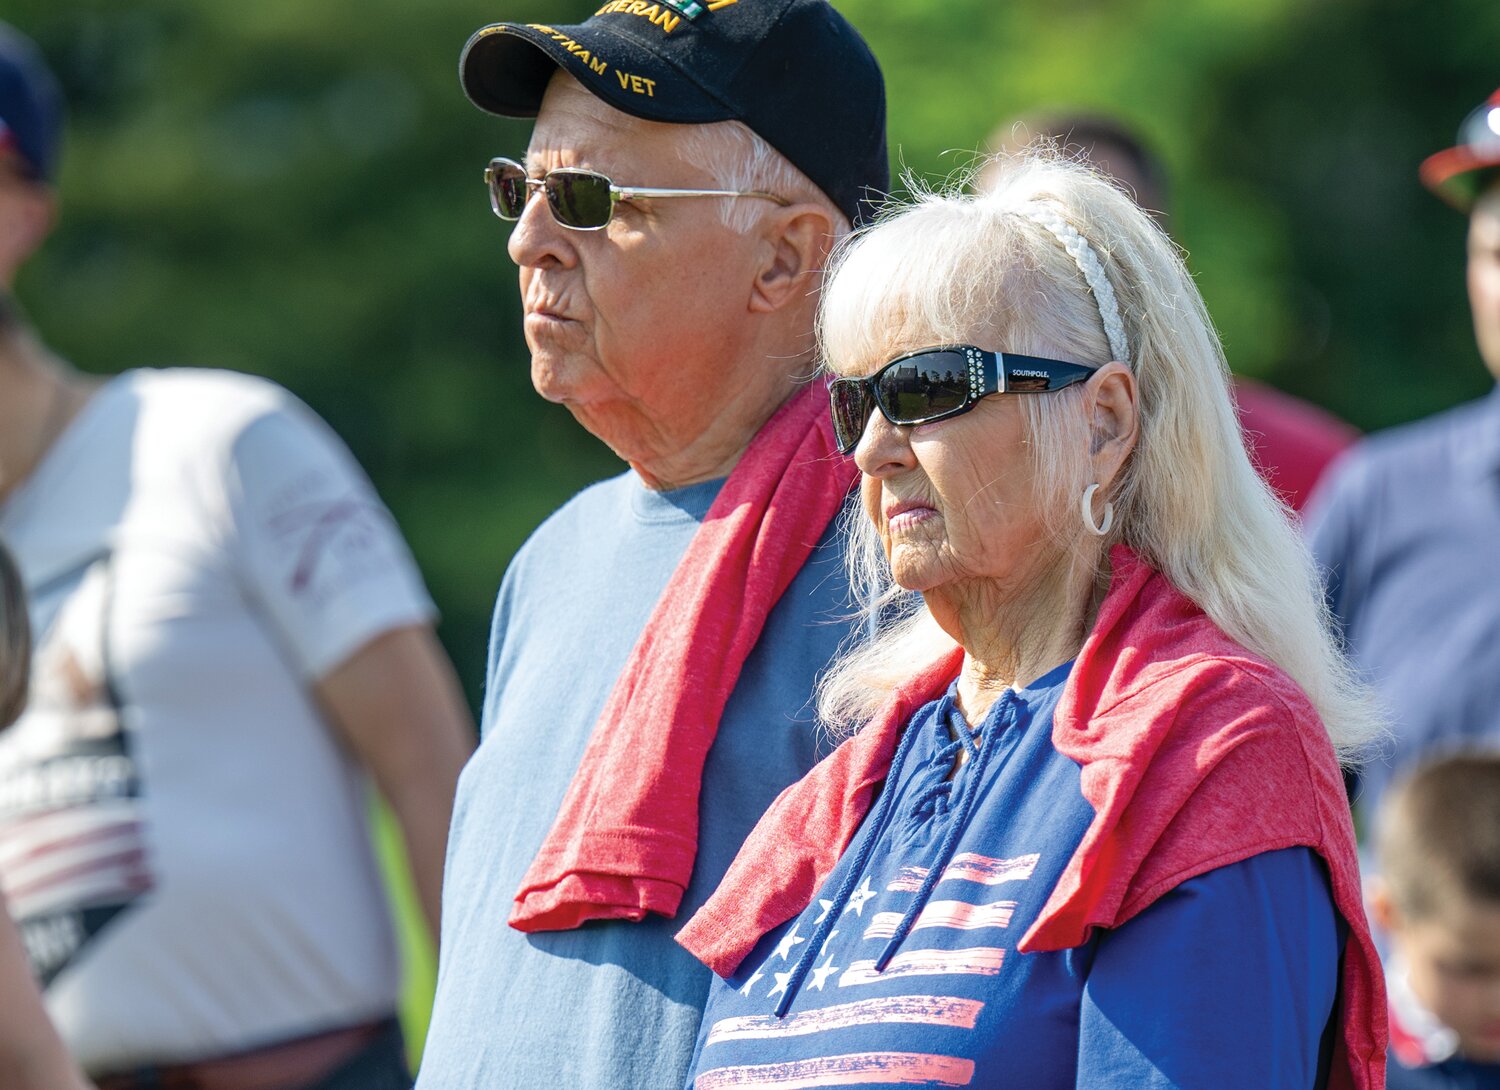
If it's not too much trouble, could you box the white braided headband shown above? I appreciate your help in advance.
[1014,204,1130,364]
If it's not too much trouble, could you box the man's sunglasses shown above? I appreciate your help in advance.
[828,344,1099,455]
[484,156,789,231]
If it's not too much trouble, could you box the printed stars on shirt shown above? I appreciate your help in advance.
[767,970,794,1001]
[843,876,877,917]
[814,898,835,925]
[740,966,765,996]
[807,958,840,991]
[774,924,806,962]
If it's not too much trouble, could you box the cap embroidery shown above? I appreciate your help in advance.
[595,1,687,34]
[527,24,610,75]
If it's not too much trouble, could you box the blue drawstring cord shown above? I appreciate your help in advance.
[873,691,1014,971]
[771,704,929,1018]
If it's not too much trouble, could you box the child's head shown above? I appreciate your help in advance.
[0,541,29,728]
[1373,754,1500,1061]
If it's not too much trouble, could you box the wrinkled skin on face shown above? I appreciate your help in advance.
[506,72,821,489]
[835,323,1136,705]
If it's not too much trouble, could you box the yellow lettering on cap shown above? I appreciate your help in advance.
[652,9,681,32]
[706,0,737,9]
[627,1,648,13]
[590,57,608,75]
[614,69,657,96]
[640,3,660,18]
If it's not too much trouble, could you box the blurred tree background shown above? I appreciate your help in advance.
[6,0,1498,1056]
[10,0,1498,709]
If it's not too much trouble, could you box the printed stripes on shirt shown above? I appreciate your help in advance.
[862,900,1016,940]
[694,1051,975,1088]
[886,853,1039,893]
[707,996,985,1044]
[838,948,1007,987]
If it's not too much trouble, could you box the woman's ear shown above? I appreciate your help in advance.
[1086,361,1138,488]
[749,203,837,314]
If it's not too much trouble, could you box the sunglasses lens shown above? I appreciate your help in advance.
[873,351,970,423]
[547,171,614,229]
[490,161,529,220]
[829,379,873,454]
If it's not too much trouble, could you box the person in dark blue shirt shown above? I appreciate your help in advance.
[1305,86,1500,828]
[680,151,1385,1089]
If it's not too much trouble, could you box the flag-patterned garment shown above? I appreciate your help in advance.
[685,664,1344,1089]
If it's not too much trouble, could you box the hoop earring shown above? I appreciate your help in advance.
[1081,483,1115,537]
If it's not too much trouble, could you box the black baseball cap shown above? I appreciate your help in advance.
[1420,87,1500,212]
[0,21,63,182]
[459,0,888,226]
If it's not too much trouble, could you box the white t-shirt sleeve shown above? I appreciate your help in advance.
[220,395,437,679]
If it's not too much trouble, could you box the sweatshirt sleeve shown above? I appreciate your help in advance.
[1076,846,1343,1090]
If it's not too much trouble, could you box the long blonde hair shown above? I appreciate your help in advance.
[816,152,1380,761]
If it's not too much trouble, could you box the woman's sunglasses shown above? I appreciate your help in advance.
[484,156,789,231]
[828,344,1099,455]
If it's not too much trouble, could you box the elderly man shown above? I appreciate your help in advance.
[1305,87,1500,830]
[417,2,886,1086]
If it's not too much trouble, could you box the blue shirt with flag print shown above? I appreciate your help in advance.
[685,662,1345,1090]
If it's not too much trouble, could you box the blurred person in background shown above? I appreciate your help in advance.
[417,3,887,1086]
[984,113,1358,512]
[0,540,92,1090]
[1372,755,1500,1089]
[0,21,474,1089]
[678,153,1384,1090]
[1305,87,1500,832]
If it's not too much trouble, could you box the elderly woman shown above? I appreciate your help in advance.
[0,542,92,1090]
[677,155,1386,1089]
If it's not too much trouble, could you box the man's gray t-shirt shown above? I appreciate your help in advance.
[417,470,856,1089]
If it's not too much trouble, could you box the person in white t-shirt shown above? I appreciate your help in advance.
[0,22,474,1089]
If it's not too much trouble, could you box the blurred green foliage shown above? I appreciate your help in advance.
[9,0,1498,709]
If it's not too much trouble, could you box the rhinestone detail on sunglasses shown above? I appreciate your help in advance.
[828,344,1099,455]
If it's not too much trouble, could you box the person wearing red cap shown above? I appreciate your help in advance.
[1306,93,1500,1090]
[0,20,475,1090]
[1304,89,1500,831]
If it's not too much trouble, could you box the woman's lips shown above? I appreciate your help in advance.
[884,500,939,533]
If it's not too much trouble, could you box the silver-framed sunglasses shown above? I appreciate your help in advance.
[483,156,789,231]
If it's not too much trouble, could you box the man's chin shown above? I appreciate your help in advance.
[529,357,591,406]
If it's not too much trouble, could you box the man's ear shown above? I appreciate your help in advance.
[1086,361,1139,489]
[749,202,836,314]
